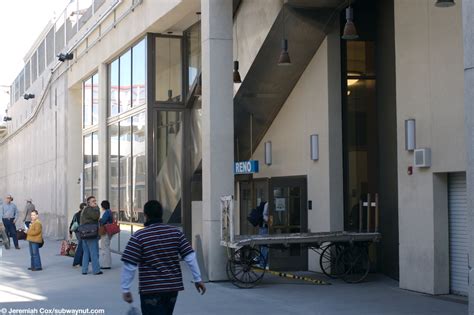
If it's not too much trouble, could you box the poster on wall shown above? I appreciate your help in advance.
[220,195,234,245]
[275,198,286,212]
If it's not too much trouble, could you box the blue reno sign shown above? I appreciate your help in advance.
[234,160,259,174]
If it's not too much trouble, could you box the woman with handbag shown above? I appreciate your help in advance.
[26,210,43,271]
[69,203,86,267]
[79,196,102,275]
[99,200,113,269]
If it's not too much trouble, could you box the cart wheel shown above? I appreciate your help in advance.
[319,243,346,279]
[337,244,370,284]
[226,246,265,288]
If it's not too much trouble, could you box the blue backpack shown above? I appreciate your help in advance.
[247,201,266,227]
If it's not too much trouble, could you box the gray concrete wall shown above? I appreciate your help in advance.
[394,0,464,294]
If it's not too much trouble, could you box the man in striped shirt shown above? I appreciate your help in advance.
[121,200,206,315]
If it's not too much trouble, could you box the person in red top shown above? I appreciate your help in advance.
[121,200,206,315]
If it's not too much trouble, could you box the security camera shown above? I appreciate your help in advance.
[57,52,74,62]
[3,116,12,122]
[23,93,35,100]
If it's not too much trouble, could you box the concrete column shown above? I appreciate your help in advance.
[201,0,234,281]
[462,1,474,312]
[98,64,108,201]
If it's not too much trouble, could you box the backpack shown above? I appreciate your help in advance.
[247,201,266,227]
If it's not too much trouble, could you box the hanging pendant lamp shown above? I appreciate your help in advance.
[278,39,291,65]
[233,61,242,83]
[277,7,291,66]
[435,0,455,7]
[167,33,173,101]
[342,6,359,40]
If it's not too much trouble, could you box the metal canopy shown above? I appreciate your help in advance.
[234,1,345,160]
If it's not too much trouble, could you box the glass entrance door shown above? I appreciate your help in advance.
[269,176,308,271]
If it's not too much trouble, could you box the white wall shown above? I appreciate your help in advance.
[252,33,343,271]
[394,0,464,294]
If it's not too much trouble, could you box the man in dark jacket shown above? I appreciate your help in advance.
[80,196,101,275]
[69,202,87,267]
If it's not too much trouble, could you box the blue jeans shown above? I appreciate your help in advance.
[2,218,18,247]
[259,226,268,267]
[140,292,178,315]
[29,241,42,269]
[73,234,84,266]
[82,238,100,274]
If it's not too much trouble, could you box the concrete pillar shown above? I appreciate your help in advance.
[462,1,474,312]
[98,64,108,202]
[201,0,234,281]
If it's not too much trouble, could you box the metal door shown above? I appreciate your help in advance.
[268,176,308,271]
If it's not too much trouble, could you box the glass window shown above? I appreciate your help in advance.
[132,113,146,223]
[92,73,99,125]
[120,50,132,112]
[119,118,132,222]
[108,123,119,212]
[83,78,92,127]
[187,22,201,89]
[109,59,119,116]
[155,37,182,103]
[156,111,183,224]
[83,134,93,199]
[132,39,146,107]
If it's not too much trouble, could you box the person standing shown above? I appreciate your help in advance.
[99,200,113,269]
[1,195,20,249]
[24,198,36,228]
[121,200,206,315]
[26,210,43,271]
[80,196,102,275]
[258,201,269,268]
[69,202,87,267]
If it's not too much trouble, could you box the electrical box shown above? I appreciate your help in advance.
[414,148,431,168]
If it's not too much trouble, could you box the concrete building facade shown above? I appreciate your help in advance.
[1,0,473,310]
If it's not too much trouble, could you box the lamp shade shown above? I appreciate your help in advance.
[405,119,416,151]
[264,141,272,165]
[435,0,455,7]
[278,39,291,65]
[310,134,319,161]
[342,7,359,40]
[233,60,242,83]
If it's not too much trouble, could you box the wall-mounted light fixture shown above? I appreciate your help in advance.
[264,141,272,166]
[405,119,416,151]
[3,116,12,122]
[277,7,291,66]
[310,134,319,161]
[57,52,73,62]
[23,93,35,100]
[435,0,455,7]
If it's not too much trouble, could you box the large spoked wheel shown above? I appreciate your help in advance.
[337,244,370,284]
[319,243,346,279]
[226,246,266,288]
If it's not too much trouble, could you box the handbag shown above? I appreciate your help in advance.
[105,221,120,236]
[39,239,44,248]
[16,229,27,240]
[77,223,99,239]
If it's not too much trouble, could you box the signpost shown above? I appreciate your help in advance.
[234,160,259,175]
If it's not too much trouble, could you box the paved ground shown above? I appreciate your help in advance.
[0,238,468,315]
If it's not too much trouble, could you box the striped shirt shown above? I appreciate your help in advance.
[121,223,194,294]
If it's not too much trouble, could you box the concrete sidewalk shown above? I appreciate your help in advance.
[0,238,468,315]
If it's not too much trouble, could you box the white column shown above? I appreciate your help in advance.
[98,64,108,201]
[201,0,234,281]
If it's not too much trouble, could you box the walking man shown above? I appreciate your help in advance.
[121,200,206,315]
[24,198,36,228]
[1,195,20,249]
